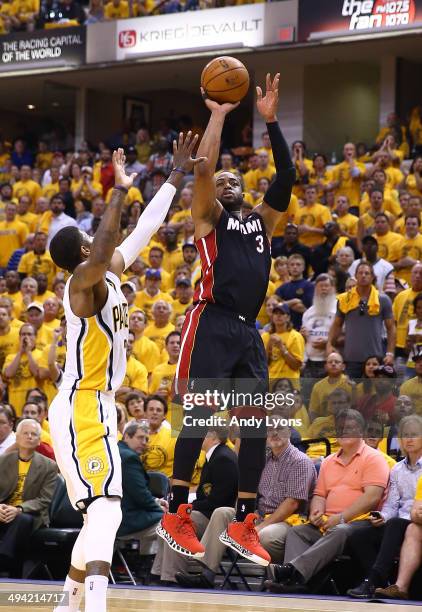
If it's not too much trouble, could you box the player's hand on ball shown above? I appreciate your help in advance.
[112,148,137,190]
[200,87,240,115]
[256,73,280,123]
[172,131,207,173]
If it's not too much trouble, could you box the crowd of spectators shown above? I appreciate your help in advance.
[0,0,265,35]
[2,108,422,598]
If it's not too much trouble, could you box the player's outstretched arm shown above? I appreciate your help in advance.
[254,74,296,238]
[193,92,239,238]
[111,132,205,275]
[71,148,136,294]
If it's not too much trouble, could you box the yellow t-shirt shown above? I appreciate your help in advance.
[294,203,332,247]
[400,377,422,415]
[0,326,19,371]
[144,322,175,353]
[71,179,103,202]
[134,290,173,321]
[132,335,161,374]
[0,219,28,267]
[171,299,192,320]
[360,210,395,233]
[244,166,276,191]
[372,231,402,262]
[331,236,349,256]
[305,416,339,459]
[256,280,276,326]
[331,161,366,205]
[12,179,41,207]
[40,181,60,202]
[3,349,43,416]
[7,459,32,507]
[255,146,274,165]
[17,211,38,233]
[104,0,129,18]
[105,185,144,205]
[308,168,334,200]
[18,251,57,289]
[142,425,176,478]
[272,194,300,238]
[309,375,352,418]
[149,362,176,401]
[385,166,404,190]
[123,355,148,393]
[405,174,422,197]
[336,212,358,238]
[162,248,184,275]
[393,287,418,348]
[391,234,422,283]
[415,475,422,501]
[261,329,305,379]
[171,209,192,225]
[36,151,53,171]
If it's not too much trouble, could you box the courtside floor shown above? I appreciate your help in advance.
[1,581,421,611]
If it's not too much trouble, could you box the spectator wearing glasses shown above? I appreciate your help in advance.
[327,262,396,379]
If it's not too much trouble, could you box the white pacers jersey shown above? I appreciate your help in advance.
[61,270,129,393]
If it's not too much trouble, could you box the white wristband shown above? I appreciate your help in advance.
[116,182,176,270]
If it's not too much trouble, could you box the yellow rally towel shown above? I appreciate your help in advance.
[337,285,380,316]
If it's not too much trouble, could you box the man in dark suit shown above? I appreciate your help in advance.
[152,426,238,584]
[0,418,57,577]
[118,421,167,554]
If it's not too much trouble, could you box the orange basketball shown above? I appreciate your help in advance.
[201,56,250,104]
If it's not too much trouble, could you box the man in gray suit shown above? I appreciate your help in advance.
[0,418,57,576]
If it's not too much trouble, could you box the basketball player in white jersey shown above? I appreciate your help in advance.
[48,135,202,612]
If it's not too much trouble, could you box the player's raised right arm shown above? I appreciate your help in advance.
[193,93,239,235]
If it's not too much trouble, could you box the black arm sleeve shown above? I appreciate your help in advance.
[263,121,296,213]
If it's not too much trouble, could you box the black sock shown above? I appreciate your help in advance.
[169,485,189,513]
[235,498,256,522]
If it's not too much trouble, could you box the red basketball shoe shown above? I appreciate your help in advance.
[156,503,205,558]
[219,513,271,566]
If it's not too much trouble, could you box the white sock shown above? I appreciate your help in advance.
[84,575,109,612]
[54,575,84,612]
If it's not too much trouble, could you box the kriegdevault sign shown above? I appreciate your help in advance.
[116,4,265,59]
[0,27,86,71]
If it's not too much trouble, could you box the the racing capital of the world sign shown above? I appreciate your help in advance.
[299,0,422,41]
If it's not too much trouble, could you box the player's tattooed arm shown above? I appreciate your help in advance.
[192,91,239,238]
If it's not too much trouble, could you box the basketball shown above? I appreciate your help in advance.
[201,56,250,104]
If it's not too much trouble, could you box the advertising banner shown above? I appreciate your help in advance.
[0,26,86,72]
[299,0,422,42]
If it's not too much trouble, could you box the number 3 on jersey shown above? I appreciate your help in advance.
[256,235,264,253]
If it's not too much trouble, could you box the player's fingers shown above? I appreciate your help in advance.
[256,86,263,100]
[273,73,280,90]
[184,130,193,149]
[173,139,177,155]
[266,73,271,91]
[130,173,137,182]
[187,133,198,153]
[178,131,184,148]
[200,87,208,100]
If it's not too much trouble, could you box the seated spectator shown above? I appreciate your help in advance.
[261,304,304,381]
[266,409,389,594]
[3,324,42,416]
[175,423,316,590]
[144,300,175,353]
[400,347,422,414]
[0,405,15,455]
[38,195,77,248]
[306,388,352,458]
[0,419,57,577]
[392,215,422,285]
[364,420,396,469]
[335,246,355,275]
[334,195,358,239]
[308,352,351,420]
[147,247,171,292]
[366,416,422,599]
[129,309,161,374]
[380,395,415,460]
[301,274,337,380]
[142,395,174,477]
[276,254,314,330]
[405,156,422,197]
[149,331,180,402]
[310,222,350,277]
[171,278,193,319]
[405,293,422,378]
[117,421,166,555]
[124,391,146,422]
[327,261,395,380]
[152,426,238,585]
